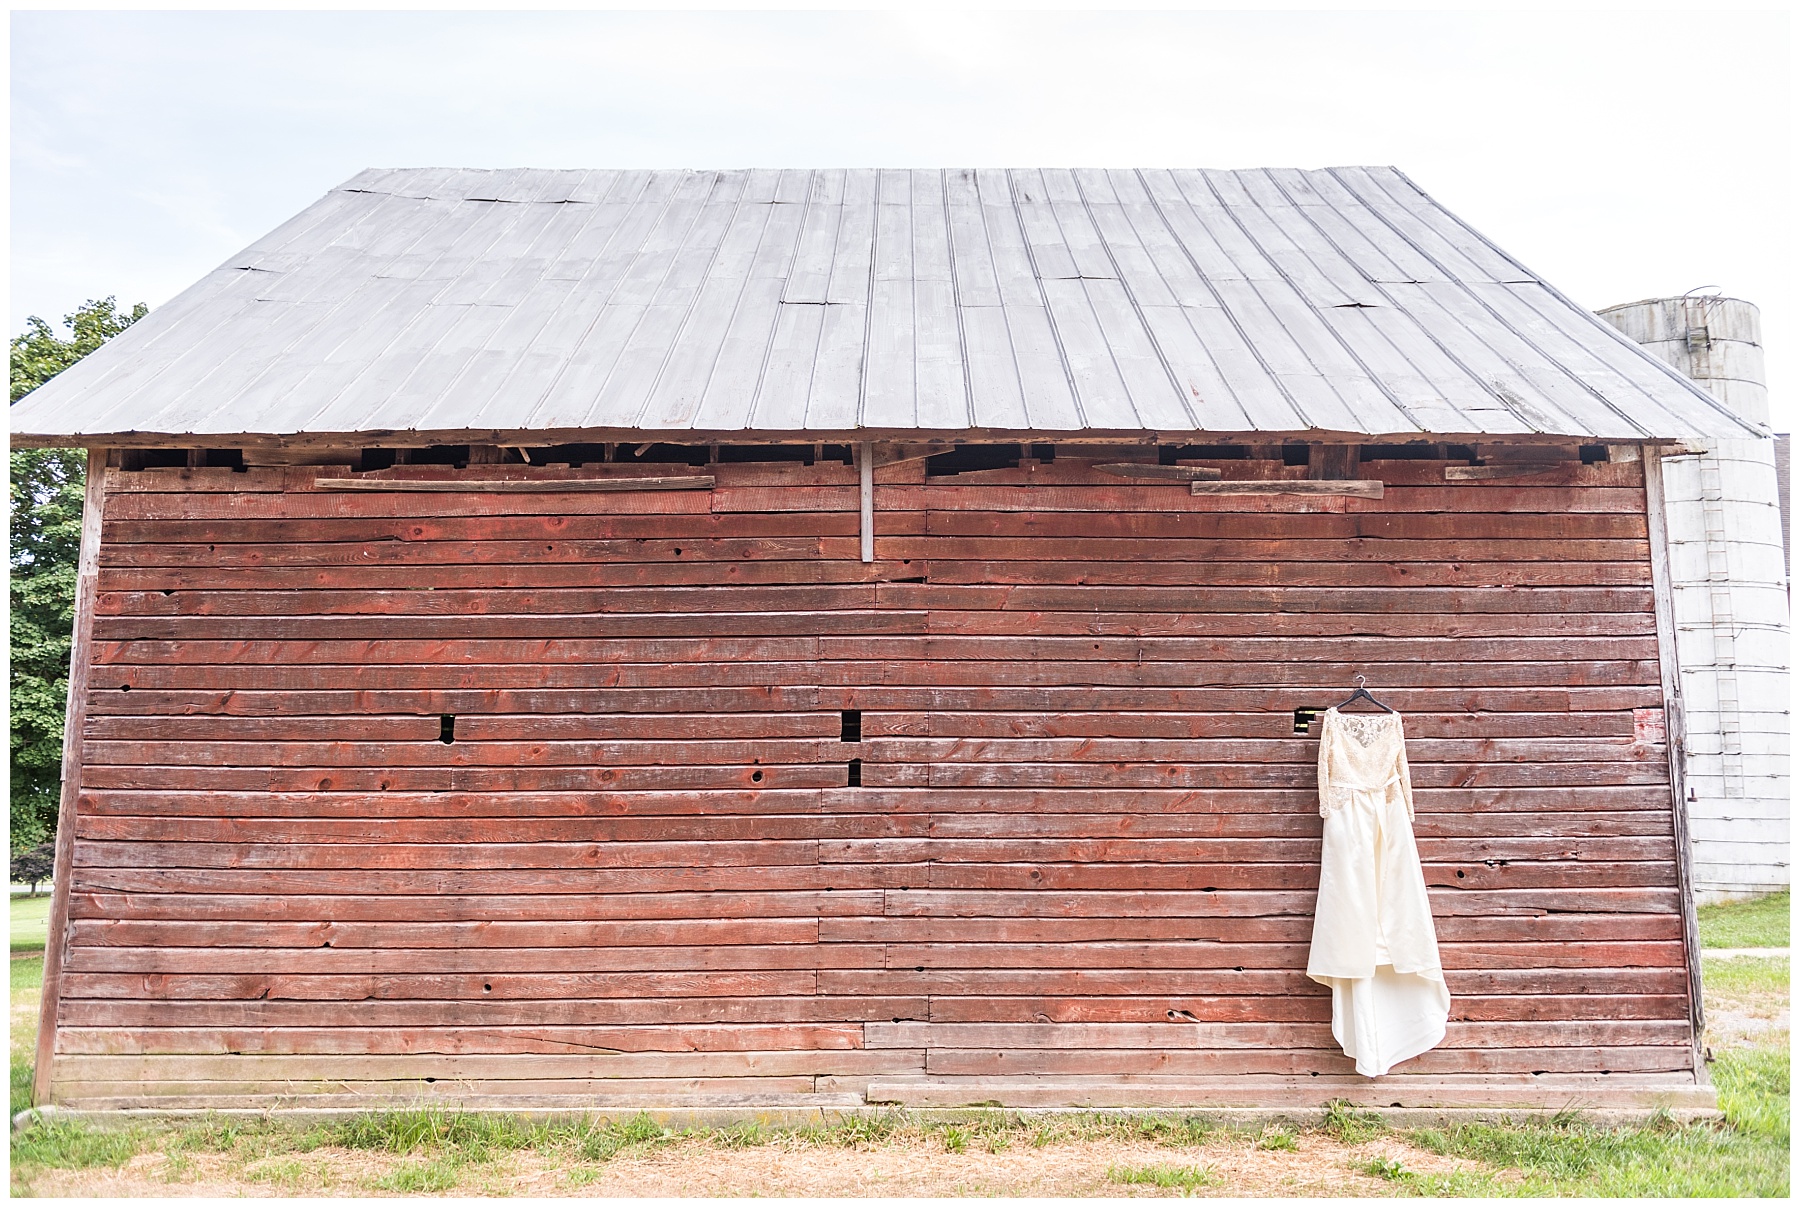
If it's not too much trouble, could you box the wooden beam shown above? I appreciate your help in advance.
[874,442,953,468]
[1190,480,1384,498]
[1096,464,1224,482]
[312,476,715,493]
[33,448,108,1107]
[1443,465,1565,481]
[1642,445,1707,1083]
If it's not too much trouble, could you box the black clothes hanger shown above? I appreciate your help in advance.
[1333,674,1396,714]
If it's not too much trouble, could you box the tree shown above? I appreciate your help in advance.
[10,297,147,854]
[11,843,55,896]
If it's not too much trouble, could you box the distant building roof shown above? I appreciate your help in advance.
[10,166,1765,447]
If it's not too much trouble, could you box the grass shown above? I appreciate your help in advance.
[9,893,52,954]
[1106,1162,1220,1192]
[1697,890,1789,949]
[11,953,44,1118]
[1701,955,1790,1016]
[8,1083,1790,1198]
[1255,1125,1297,1151]
[11,952,43,993]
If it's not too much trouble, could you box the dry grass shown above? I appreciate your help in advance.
[17,1122,1488,1198]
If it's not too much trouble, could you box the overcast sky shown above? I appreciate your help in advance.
[10,6,1795,429]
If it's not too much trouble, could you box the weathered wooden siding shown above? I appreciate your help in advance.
[46,449,1700,1110]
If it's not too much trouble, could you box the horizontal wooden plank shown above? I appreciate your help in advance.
[1190,479,1383,497]
[90,609,1654,644]
[79,736,1665,770]
[876,583,1656,615]
[93,583,1657,618]
[872,763,1668,789]
[84,686,1666,720]
[101,536,824,568]
[59,1022,866,1055]
[106,464,721,493]
[69,809,1673,846]
[75,814,927,845]
[68,890,885,923]
[101,508,1652,549]
[103,512,869,545]
[861,1020,1691,1050]
[922,993,1687,1024]
[91,661,1665,694]
[918,561,1648,588]
[916,510,1649,540]
[83,710,1643,743]
[921,1046,1691,1077]
[61,970,825,1000]
[78,765,853,792]
[60,996,928,1028]
[73,838,828,870]
[96,560,918,593]
[816,913,1677,945]
[47,1078,832,1110]
[313,475,716,493]
[55,1050,920,1082]
[89,635,1659,668]
[69,918,826,950]
[62,943,887,976]
[68,866,853,897]
[106,491,724,521]
[89,712,847,743]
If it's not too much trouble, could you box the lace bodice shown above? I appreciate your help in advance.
[1316,707,1414,820]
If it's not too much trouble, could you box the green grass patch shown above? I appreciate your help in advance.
[368,1156,463,1193]
[11,952,44,993]
[1398,1041,1791,1199]
[1256,1125,1296,1151]
[11,953,42,1116]
[1715,1041,1791,1142]
[333,1106,547,1161]
[12,1049,34,1118]
[1702,955,1791,1014]
[1361,1154,1406,1180]
[10,1117,144,1189]
[9,894,51,954]
[1699,890,1789,949]
[1107,1162,1219,1192]
[1320,1099,1386,1144]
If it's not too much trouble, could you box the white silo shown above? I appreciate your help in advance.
[1599,294,1789,901]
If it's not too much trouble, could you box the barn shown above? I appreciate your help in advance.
[12,167,1761,1117]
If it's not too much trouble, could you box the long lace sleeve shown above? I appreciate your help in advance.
[1317,714,1337,818]
[1394,718,1415,821]
[1317,720,1346,820]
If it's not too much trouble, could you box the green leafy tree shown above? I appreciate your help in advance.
[10,297,147,853]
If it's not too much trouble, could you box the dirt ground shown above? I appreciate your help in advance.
[21,1128,1490,1198]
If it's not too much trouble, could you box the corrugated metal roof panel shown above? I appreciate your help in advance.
[11,166,1765,444]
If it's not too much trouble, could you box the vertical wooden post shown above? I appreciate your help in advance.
[1307,443,1360,480]
[32,448,109,1107]
[859,442,875,563]
[1643,445,1708,1081]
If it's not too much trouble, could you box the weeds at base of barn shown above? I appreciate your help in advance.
[10,1067,1787,1197]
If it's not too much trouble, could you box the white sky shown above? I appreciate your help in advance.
[9,5,1796,430]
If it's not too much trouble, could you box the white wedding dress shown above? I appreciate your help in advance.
[1306,707,1450,1076]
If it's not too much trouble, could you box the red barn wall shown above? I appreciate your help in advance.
[45,448,1700,1110]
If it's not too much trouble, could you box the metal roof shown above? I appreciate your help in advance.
[10,167,1764,446]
